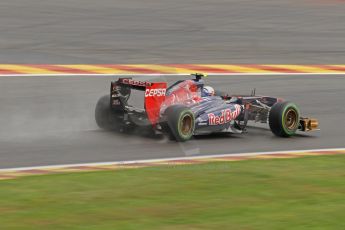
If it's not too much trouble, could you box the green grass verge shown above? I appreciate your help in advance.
[0,155,344,230]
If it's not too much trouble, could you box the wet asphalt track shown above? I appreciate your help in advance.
[0,0,345,64]
[0,0,345,168]
[0,74,344,168]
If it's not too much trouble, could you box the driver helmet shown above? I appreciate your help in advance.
[202,86,215,97]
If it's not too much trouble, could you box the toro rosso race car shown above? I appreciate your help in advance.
[95,73,318,142]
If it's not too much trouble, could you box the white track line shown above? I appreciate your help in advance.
[1,148,344,172]
[0,73,345,77]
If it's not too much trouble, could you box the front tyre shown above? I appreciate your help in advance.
[269,101,300,137]
[165,105,195,142]
[95,95,122,130]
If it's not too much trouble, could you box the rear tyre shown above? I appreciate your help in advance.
[95,95,122,130]
[269,101,300,137]
[165,105,195,142]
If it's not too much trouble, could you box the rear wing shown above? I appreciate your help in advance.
[115,78,152,91]
[111,78,167,126]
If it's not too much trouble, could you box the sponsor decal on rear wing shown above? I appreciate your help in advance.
[117,78,152,90]
[112,78,167,126]
[144,82,167,126]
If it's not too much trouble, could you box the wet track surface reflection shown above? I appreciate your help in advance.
[0,74,344,168]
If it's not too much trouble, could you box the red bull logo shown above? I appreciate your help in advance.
[208,106,241,125]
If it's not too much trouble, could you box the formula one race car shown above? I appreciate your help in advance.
[95,73,318,142]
